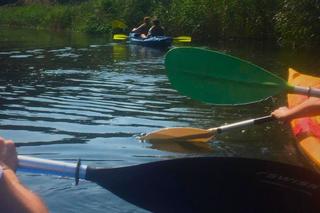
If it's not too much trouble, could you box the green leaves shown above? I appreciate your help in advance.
[275,0,320,49]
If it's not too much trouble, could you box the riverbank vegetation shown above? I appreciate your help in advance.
[0,0,319,49]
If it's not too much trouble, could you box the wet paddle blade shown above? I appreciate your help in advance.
[173,36,192,42]
[142,115,274,144]
[140,127,214,143]
[18,156,320,212]
[165,47,290,105]
[113,34,128,40]
[86,157,320,213]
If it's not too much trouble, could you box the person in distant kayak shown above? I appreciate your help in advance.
[0,137,48,213]
[147,18,165,37]
[131,16,151,37]
[272,97,320,122]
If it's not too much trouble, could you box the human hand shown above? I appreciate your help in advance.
[271,106,292,122]
[0,137,17,172]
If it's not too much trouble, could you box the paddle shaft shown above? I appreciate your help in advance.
[18,155,87,183]
[209,115,275,134]
[292,86,320,97]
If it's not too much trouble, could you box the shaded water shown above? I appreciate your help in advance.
[0,28,318,212]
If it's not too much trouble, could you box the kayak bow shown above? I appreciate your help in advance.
[288,68,320,172]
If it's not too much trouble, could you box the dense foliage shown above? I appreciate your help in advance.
[274,0,320,48]
[0,0,319,49]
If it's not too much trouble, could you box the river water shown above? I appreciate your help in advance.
[0,28,319,212]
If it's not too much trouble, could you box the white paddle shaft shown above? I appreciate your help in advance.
[293,86,320,98]
[18,155,87,180]
[208,115,274,134]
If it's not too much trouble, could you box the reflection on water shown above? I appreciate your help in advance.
[0,27,316,212]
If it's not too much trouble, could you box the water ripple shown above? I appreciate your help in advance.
[0,44,216,150]
[0,28,305,213]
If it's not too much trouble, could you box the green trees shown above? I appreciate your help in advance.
[275,0,320,48]
[0,0,319,49]
[156,0,279,41]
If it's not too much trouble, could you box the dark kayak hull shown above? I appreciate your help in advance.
[129,33,172,48]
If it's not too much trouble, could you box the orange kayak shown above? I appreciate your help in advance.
[288,68,320,172]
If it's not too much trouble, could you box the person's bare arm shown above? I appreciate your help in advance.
[272,97,320,122]
[131,23,145,33]
[0,138,48,213]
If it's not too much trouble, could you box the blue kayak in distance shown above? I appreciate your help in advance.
[129,33,172,48]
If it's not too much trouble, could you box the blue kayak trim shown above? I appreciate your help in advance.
[129,33,172,48]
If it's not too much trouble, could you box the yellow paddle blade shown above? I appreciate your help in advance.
[175,39,191,43]
[111,20,127,29]
[140,127,214,143]
[173,36,192,42]
[113,34,128,40]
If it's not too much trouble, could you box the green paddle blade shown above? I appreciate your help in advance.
[165,47,290,105]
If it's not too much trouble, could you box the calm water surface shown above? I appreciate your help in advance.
[0,28,319,212]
